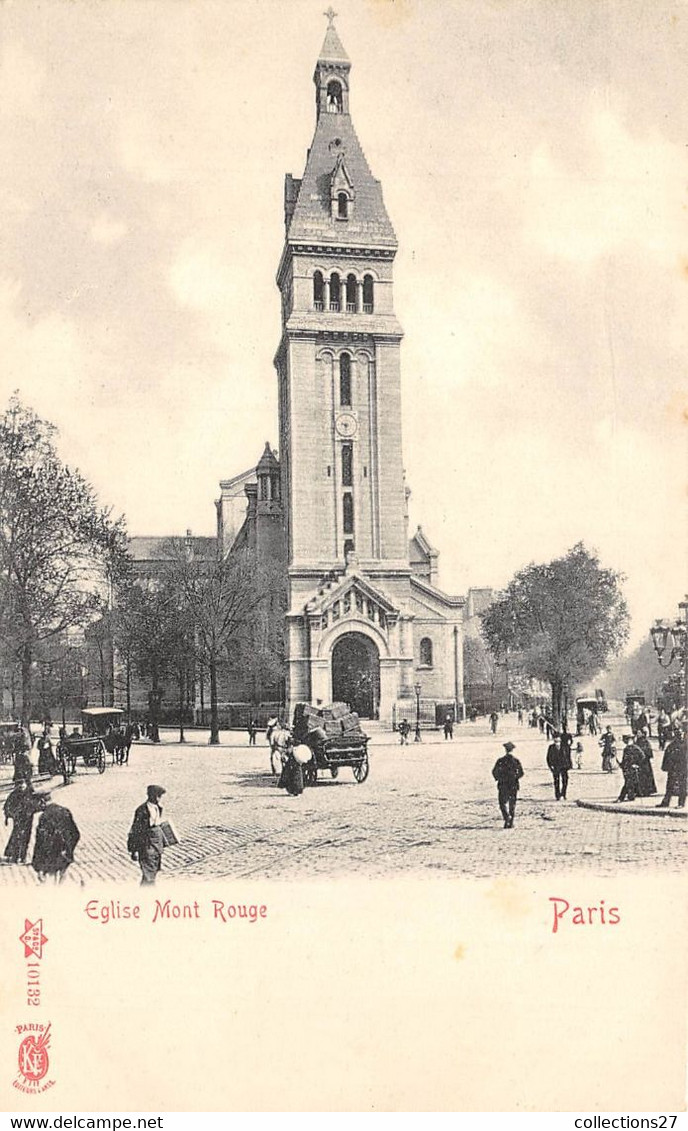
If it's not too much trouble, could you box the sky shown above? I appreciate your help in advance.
[1,0,686,648]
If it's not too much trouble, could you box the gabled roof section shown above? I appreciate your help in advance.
[287,100,397,250]
[301,570,399,618]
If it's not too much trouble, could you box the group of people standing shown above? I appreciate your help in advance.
[3,779,80,882]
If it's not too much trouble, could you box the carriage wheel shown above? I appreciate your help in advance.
[330,766,339,779]
[352,754,369,784]
[97,742,106,774]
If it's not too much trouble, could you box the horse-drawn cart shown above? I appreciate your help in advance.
[57,707,124,779]
[292,702,370,786]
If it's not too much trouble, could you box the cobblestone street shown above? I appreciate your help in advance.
[1,721,686,886]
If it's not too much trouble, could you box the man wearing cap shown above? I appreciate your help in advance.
[616,735,645,802]
[546,731,572,800]
[127,785,167,885]
[491,742,524,828]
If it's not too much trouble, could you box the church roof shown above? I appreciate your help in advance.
[318,22,349,64]
[287,36,397,249]
[256,441,280,473]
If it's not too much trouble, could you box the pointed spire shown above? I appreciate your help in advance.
[319,8,349,64]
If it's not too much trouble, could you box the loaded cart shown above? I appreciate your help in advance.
[292,702,370,785]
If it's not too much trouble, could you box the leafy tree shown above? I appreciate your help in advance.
[163,539,283,744]
[0,396,129,724]
[480,543,629,724]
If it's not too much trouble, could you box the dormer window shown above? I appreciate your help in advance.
[327,80,343,113]
[337,193,348,219]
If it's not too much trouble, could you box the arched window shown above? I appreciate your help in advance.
[341,442,353,486]
[363,274,374,313]
[337,193,349,220]
[327,80,343,113]
[339,353,351,406]
[420,637,433,668]
[345,273,357,312]
[343,492,354,534]
[330,272,341,312]
[313,271,324,311]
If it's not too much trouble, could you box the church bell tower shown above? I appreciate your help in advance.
[275,14,459,719]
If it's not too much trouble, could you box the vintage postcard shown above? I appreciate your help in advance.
[0,0,687,1114]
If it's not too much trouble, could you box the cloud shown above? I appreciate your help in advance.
[90,212,128,246]
[525,108,687,266]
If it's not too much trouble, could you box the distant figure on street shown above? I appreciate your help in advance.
[398,718,411,745]
[443,715,454,740]
[546,732,572,800]
[37,729,56,776]
[599,726,616,773]
[616,736,645,803]
[560,725,574,769]
[492,741,524,829]
[635,729,657,796]
[657,728,687,809]
[4,780,40,865]
[13,744,33,784]
[657,709,670,750]
[31,794,80,883]
[489,711,499,734]
[517,707,524,725]
[587,711,598,736]
[247,719,258,746]
[128,784,167,885]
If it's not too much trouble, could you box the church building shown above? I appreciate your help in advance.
[215,16,466,723]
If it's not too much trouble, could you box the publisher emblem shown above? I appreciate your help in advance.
[20,919,48,960]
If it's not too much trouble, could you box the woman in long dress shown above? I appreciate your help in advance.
[4,781,39,864]
[636,729,657,796]
[31,795,80,882]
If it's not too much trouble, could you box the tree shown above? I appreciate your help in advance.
[163,540,284,744]
[0,396,129,724]
[480,543,630,725]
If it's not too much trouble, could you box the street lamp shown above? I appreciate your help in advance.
[414,681,422,743]
[650,597,688,719]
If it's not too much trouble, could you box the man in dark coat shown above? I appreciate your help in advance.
[658,728,687,809]
[546,732,572,800]
[31,794,80,882]
[13,743,33,784]
[3,780,40,864]
[492,741,524,828]
[635,728,657,796]
[128,785,167,885]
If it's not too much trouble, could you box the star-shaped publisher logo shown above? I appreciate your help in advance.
[20,919,48,960]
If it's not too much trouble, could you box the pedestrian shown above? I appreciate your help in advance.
[489,710,499,734]
[599,726,616,773]
[517,706,524,726]
[657,709,670,750]
[546,732,572,800]
[657,727,687,809]
[492,741,524,829]
[635,729,657,796]
[37,729,56,776]
[616,736,645,803]
[128,785,168,885]
[398,718,411,745]
[3,780,40,865]
[279,745,306,796]
[247,719,258,746]
[443,714,454,740]
[13,744,33,784]
[560,725,574,769]
[31,793,80,883]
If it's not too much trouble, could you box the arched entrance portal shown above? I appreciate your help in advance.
[331,633,380,719]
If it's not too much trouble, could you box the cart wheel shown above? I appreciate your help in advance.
[97,741,106,774]
[352,754,369,783]
[330,766,339,779]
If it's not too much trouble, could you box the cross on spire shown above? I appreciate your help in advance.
[324,6,338,27]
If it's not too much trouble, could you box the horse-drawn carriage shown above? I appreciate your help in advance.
[57,707,124,778]
[0,721,29,766]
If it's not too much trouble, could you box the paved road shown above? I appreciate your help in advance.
[1,723,685,885]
